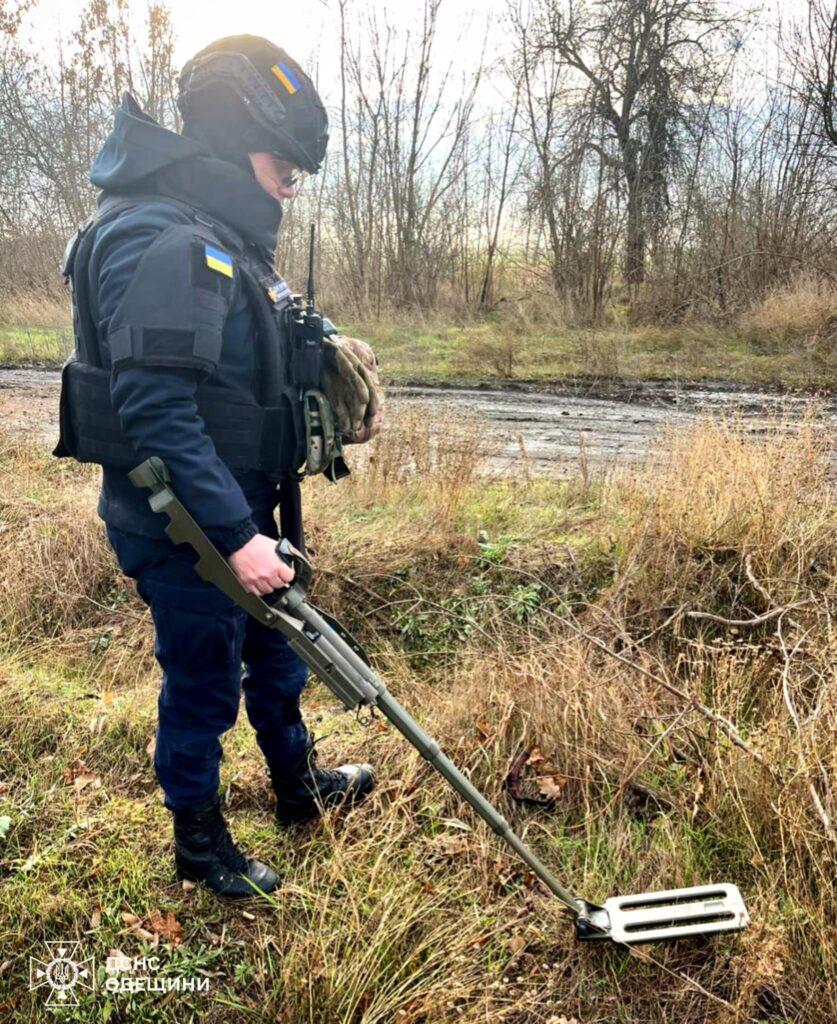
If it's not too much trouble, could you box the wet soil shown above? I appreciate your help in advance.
[1,368,834,475]
[390,380,836,474]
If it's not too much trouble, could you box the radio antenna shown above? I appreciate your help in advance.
[306,223,316,313]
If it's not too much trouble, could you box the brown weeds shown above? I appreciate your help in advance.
[0,411,835,1021]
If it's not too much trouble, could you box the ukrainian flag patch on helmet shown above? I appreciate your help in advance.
[271,62,301,95]
[204,244,233,278]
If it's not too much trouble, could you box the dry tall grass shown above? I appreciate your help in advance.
[0,410,834,1022]
[0,293,69,329]
[740,273,837,367]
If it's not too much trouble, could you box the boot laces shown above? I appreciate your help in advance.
[209,811,248,873]
[305,736,349,790]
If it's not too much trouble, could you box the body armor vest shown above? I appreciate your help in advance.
[54,194,343,484]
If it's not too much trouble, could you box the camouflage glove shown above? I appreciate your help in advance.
[321,336,384,444]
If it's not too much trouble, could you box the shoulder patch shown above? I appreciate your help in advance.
[204,244,234,278]
[264,274,292,309]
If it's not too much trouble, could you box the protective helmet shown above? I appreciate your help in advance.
[178,35,328,173]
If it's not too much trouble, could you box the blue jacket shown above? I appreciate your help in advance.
[81,95,291,554]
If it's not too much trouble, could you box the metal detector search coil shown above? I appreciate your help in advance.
[575,884,750,944]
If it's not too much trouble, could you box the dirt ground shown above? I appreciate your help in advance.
[4,367,834,477]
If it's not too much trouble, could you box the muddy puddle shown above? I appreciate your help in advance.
[1,367,834,476]
[390,382,836,475]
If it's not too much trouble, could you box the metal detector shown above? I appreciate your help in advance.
[129,457,750,945]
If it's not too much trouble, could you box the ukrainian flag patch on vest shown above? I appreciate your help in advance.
[204,244,233,278]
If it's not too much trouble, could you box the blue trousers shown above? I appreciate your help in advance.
[107,518,309,810]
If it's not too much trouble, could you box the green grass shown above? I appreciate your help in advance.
[0,657,572,1023]
[0,656,763,1024]
[0,325,72,366]
[2,311,835,389]
[341,318,837,388]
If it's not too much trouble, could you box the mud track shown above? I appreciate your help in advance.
[1,368,834,476]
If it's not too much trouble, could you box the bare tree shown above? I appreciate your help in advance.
[0,0,178,294]
[531,0,741,291]
[792,0,837,152]
[327,0,482,311]
[2,0,836,329]
[478,93,521,309]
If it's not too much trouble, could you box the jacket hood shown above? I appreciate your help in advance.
[90,93,204,190]
[90,93,283,253]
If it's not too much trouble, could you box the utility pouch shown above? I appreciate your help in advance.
[53,354,80,459]
[303,389,348,480]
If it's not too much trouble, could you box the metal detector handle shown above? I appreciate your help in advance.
[128,457,379,709]
[128,457,286,626]
[275,537,313,595]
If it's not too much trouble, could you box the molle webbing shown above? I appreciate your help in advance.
[59,358,281,471]
[56,194,305,477]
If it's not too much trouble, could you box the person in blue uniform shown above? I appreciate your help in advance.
[57,36,377,899]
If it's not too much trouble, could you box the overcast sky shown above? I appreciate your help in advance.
[20,0,497,100]
[17,0,813,108]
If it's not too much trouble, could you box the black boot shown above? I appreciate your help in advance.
[271,737,376,826]
[172,795,280,900]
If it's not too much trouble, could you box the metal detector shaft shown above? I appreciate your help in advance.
[128,457,586,920]
[292,597,585,917]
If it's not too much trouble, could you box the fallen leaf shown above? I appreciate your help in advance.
[122,914,158,945]
[427,833,472,858]
[490,857,517,886]
[73,772,101,794]
[89,908,102,929]
[145,736,156,760]
[20,851,43,873]
[438,818,472,832]
[507,935,526,955]
[475,718,492,739]
[148,910,183,946]
[536,775,563,800]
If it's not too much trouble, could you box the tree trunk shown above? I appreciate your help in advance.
[623,142,646,286]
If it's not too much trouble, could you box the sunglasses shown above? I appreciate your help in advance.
[274,161,307,189]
